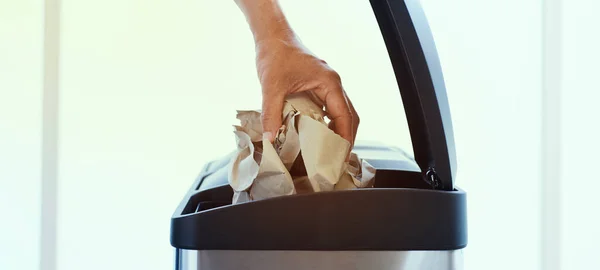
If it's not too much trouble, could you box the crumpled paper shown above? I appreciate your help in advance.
[228,92,376,204]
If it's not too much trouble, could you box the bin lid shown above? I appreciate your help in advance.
[171,143,467,251]
[372,0,457,190]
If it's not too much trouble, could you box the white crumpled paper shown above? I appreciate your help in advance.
[228,92,376,204]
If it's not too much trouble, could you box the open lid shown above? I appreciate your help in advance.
[370,0,457,190]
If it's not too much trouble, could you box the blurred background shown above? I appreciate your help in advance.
[1,0,598,269]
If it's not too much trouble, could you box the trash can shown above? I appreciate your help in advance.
[170,0,467,269]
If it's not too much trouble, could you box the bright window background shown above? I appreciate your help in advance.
[57,0,541,269]
[1,0,598,270]
[561,0,600,268]
[422,0,544,269]
[0,1,43,270]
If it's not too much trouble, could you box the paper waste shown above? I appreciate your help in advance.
[228,92,376,204]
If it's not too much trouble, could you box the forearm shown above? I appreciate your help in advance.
[234,0,295,43]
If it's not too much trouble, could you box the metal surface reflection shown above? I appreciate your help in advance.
[176,249,464,270]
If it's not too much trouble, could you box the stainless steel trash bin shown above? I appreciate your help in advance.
[170,0,467,269]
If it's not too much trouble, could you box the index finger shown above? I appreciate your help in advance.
[313,86,354,146]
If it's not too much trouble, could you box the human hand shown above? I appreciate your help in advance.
[255,35,359,149]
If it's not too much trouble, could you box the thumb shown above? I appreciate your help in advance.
[261,92,285,143]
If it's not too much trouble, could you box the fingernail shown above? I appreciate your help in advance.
[263,132,273,142]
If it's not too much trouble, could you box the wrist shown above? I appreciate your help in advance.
[255,26,296,44]
[254,34,303,58]
[235,0,295,43]
[251,9,294,43]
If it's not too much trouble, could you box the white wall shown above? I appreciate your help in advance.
[0,1,43,270]
[560,0,600,268]
[421,1,542,269]
[57,1,246,269]
[55,0,543,269]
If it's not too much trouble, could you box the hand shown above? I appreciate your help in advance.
[255,35,360,148]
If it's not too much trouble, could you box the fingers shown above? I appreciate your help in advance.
[320,88,354,162]
[261,91,285,143]
[327,90,359,148]
[344,90,360,145]
[313,80,354,147]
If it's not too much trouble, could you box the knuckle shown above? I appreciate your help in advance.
[322,70,342,84]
